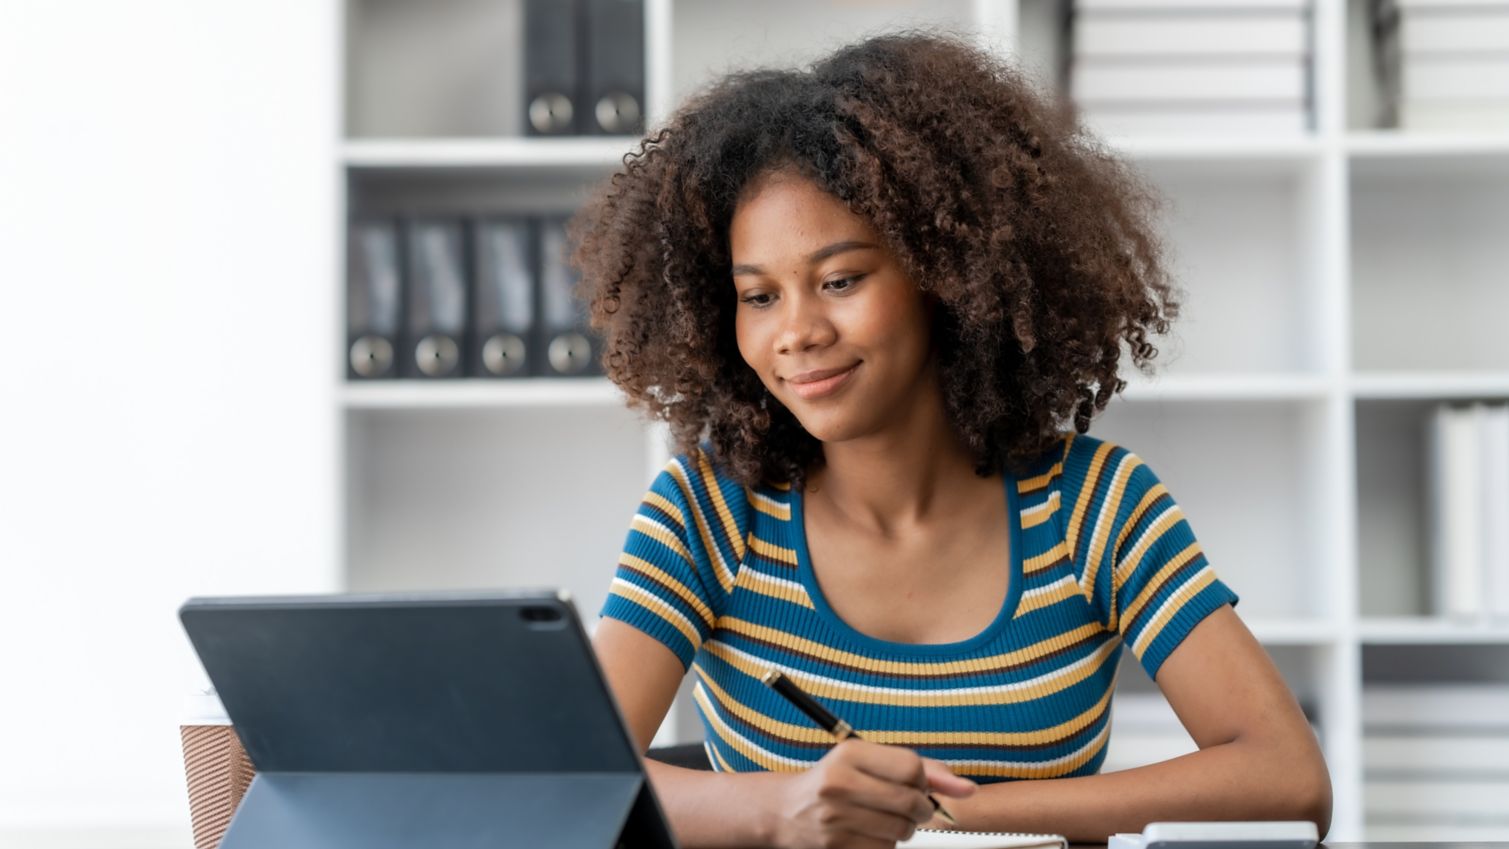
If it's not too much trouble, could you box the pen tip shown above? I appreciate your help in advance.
[761,668,781,686]
[931,797,960,826]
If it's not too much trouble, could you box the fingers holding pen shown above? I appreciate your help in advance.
[775,740,960,849]
[843,740,977,809]
[831,753,937,824]
[757,667,980,846]
[920,755,979,799]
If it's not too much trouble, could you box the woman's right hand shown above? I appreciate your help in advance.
[767,739,977,849]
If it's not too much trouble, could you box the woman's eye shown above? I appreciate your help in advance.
[740,292,773,307]
[825,274,864,292]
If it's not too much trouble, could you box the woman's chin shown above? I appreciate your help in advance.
[791,412,874,446]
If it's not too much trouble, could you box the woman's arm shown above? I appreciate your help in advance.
[594,618,975,849]
[928,606,1331,842]
[594,618,779,847]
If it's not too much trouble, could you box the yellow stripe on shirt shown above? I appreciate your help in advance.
[1119,541,1205,631]
[697,452,748,563]
[733,568,815,608]
[693,662,1115,749]
[609,577,704,649]
[693,680,808,772]
[667,459,736,593]
[617,552,716,629]
[719,617,1106,678]
[944,718,1111,779]
[750,489,791,520]
[630,514,694,565]
[747,535,799,568]
[705,638,1119,707]
[1083,453,1140,595]
[1131,566,1219,658]
[1066,441,1116,595]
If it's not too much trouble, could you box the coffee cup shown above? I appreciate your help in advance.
[179,689,254,849]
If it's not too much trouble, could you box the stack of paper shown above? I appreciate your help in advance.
[1374,0,1509,131]
[1426,403,1509,621]
[1068,0,1313,138]
[1363,685,1509,839]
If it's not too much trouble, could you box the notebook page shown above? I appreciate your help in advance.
[899,829,1068,849]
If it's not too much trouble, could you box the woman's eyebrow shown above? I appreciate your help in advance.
[730,240,878,276]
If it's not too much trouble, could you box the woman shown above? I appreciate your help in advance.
[570,32,1330,849]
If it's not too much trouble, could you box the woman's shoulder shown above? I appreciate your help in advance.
[1050,431,1178,521]
[650,447,774,524]
[1057,430,1142,473]
[1037,430,1150,502]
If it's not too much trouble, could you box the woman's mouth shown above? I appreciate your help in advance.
[786,363,859,400]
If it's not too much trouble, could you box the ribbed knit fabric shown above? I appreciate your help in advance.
[600,432,1238,782]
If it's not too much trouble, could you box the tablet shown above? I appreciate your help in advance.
[180,589,677,849]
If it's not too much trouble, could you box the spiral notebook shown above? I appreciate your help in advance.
[900,829,1068,849]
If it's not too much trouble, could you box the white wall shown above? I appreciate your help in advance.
[0,0,337,836]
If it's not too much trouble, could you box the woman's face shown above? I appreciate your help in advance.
[730,170,935,445]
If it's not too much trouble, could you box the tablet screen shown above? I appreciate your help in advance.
[180,591,641,775]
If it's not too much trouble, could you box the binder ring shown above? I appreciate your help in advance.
[416,335,461,377]
[548,332,593,375]
[349,335,394,378]
[595,92,642,134]
[482,333,528,376]
[529,92,575,134]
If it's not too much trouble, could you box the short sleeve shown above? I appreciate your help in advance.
[1060,435,1239,680]
[598,453,746,670]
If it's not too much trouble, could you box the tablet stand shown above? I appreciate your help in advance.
[220,771,673,849]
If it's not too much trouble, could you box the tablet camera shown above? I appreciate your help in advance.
[520,606,564,628]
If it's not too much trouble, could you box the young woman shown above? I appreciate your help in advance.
[570,32,1330,849]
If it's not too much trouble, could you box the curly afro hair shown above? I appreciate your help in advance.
[569,31,1179,488]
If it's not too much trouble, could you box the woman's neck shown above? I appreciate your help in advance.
[806,383,985,537]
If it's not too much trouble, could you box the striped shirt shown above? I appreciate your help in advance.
[599,432,1238,781]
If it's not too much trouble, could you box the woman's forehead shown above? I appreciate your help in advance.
[731,174,875,258]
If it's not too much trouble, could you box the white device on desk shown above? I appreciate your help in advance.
[1109,821,1318,849]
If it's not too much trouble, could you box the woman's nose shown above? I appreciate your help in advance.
[774,295,837,355]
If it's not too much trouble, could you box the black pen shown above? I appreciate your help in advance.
[761,668,960,826]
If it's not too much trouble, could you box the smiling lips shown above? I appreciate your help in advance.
[785,363,859,400]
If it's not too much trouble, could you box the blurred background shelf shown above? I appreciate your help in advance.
[1359,618,1509,645]
[1120,374,1333,402]
[1346,132,1509,158]
[1109,136,1324,176]
[1351,373,1509,400]
[1246,618,1342,646]
[341,379,624,409]
[342,137,640,169]
[1346,135,1509,180]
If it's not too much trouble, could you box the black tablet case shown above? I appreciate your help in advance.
[180,591,677,849]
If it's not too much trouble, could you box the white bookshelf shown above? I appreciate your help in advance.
[1121,373,1332,402]
[342,137,641,168]
[1352,373,1509,400]
[336,0,1509,842]
[1359,618,1509,646]
[341,378,625,409]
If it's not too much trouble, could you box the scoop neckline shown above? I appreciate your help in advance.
[788,471,1025,657]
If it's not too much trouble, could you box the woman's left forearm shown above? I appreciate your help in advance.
[936,736,1332,843]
